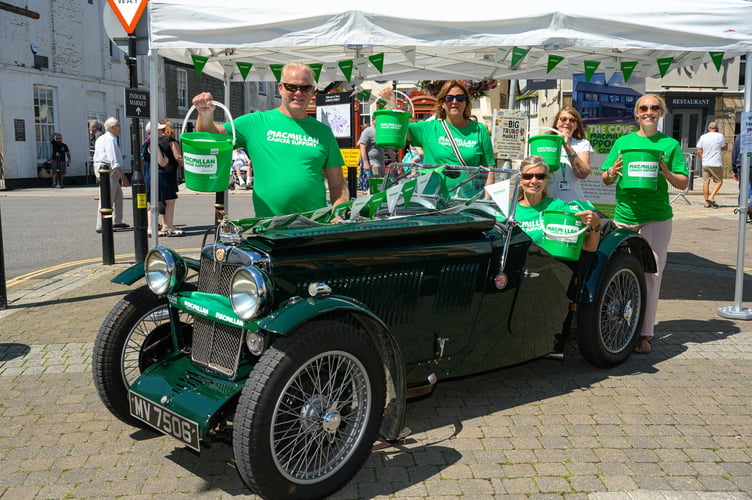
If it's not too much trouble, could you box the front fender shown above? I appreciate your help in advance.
[258,294,388,335]
[110,256,201,285]
[577,228,657,303]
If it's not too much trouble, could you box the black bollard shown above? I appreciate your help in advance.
[214,192,225,225]
[131,168,148,262]
[99,165,115,265]
[347,166,357,199]
[0,204,7,309]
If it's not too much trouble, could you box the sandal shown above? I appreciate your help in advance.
[634,335,652,354]
[705,199,712,208]
[710,200,719,208]
[166,227,184,237]
[158,229,169,237]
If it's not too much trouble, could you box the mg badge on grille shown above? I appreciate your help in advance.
[215,247,226,262]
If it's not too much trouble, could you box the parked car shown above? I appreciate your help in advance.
[92,165,655,499]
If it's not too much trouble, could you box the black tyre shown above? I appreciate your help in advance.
[233,320,385,499]
[577,253,646,368]
[92,285,193,427]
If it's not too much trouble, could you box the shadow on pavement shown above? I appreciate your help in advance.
[0,343,31,361]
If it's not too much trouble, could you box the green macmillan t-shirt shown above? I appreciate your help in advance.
[515,197,594,245]
[601,132,688,226]
[409,119,495,194]
[223,109,344,218]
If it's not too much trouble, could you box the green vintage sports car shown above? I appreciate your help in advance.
[92,165,655,499]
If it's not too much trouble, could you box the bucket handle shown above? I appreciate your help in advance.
[180,100,236,147]
[370,89,415,117]
[528,126,563,139]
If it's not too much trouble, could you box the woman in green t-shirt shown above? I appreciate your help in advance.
[601,94,689,354]
[516,155,601,252]
[378,82,494,195]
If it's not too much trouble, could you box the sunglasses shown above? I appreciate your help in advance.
[521,173,547,180]
[638,104,661,112]
[442,94,468,103]
[558,116,577,123]
[281,82,314,93]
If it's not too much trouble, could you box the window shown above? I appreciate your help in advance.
[258,82,267,96]
[34,86,56,162]
[109,40,120,62]
[177,68,188,108]
[274,83,281,98]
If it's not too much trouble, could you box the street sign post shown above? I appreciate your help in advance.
[124,88,150,118]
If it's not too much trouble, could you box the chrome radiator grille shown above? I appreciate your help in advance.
[192,255,244,378]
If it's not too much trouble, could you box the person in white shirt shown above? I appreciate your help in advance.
[546,107,595,203]
[94,117,130,232]
[696,121,728,208]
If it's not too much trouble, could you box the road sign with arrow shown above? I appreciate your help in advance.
[124,88,150,118]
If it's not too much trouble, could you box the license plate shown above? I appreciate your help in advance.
[129,391,200,451]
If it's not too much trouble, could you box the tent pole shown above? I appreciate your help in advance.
[718,51,752,320]
[218,72,231,216]
[501,80,518,171]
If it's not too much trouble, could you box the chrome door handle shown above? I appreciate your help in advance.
[523,269,540,278]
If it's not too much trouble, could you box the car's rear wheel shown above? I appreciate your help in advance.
[92,285,193,427]
[577,253,645,368]
[233,320,385,499]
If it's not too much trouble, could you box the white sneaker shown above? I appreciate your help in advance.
[238,179,246,186]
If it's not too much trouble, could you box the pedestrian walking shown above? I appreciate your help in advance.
[93,117,130,233]
[50,132,71,188]
[697,121,728,208]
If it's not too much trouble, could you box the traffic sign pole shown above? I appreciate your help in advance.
[129,32,148,263]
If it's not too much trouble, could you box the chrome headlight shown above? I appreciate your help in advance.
[231,266,273,321]
[144,248,187,296]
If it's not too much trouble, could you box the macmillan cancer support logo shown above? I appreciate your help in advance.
[627,161,659,178]
[184,153,217,174]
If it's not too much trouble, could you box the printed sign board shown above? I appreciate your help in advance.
[125,88,150,118]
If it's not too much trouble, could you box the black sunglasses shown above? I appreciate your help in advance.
[638,104,661,112]
[521,173,547,180]
[442,94,468,103]
[281,82,314,93]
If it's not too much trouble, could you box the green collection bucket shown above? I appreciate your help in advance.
[540,210,588,261]
[369,176,385,194]
[373,109,411,149]
[528,130,565,173]
[619,148,662,191]
[180,101,236,192]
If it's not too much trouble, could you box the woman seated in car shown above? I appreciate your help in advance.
[515,155,601,252]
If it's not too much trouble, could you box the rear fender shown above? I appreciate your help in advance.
[110,257,201,285]
[577,229,657,303]
[259,296,408,442]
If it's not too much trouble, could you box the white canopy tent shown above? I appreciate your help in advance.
[144,0,752,316]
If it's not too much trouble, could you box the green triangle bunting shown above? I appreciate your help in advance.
[236,62,253,81]
[338,60,354,82]
[657,57,674,78]
[368,53,385,73]
[546,55,564,73]
[620,61,638,83]
[709,51,724,71]
[510,47,530,68]
[583,61,600,83]
[309,63,323,83]
[269,64,284,82]
[191,55,209,77]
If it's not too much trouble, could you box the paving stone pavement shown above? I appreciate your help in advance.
[1,183,752,499]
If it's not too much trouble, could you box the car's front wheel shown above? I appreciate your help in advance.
[577,252,646,368]
[92,285,193,427]
[233,319,385,499]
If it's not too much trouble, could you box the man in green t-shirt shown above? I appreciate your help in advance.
[192,63,346,218]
